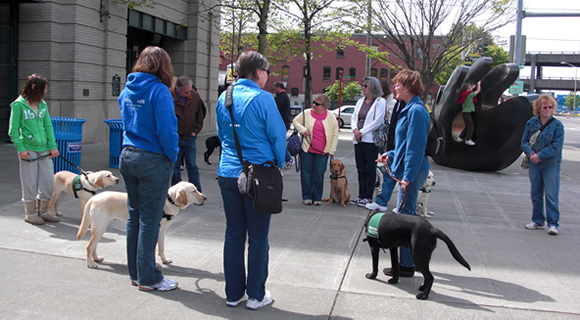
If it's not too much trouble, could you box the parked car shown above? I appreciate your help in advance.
[331,105,355,128]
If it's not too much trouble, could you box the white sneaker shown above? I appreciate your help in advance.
[226,294,247,307]
[246,290,273,310]
[283,159,294,169]
[525,222,545,230]
[138,277,178,291]
[465,140,475,146]
[548,226,559,235]
[358,199,371,207]
[365,202,388,211]
[350,198,362,205]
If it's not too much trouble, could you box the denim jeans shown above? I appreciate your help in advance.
[285,147,292,163]
[375,173,398,207]
[172,135,201,191]
[529,162,560,228]
[299,150,329,201]
[396,169,429,268]
[354,142,379,200]
[218,177,271,302]
[120,147,172,286]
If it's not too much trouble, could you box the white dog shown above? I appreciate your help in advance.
[49,170,120,217]
[416,171,436,218]
[375,167,436,218]
[76,181,206,269]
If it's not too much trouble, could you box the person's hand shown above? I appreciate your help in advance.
[19,151,30,160]
[432,57,533,171]
[376,153,389,164]
[530,153,541,164]
[400,180,409,193]
[49,149,60,158]
[303,129,311,137]
[326,152,333,157]
[191,132,197,137]
[353,129,362,142]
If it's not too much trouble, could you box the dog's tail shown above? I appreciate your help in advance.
[77,199,92,240]
[434,229,471,271]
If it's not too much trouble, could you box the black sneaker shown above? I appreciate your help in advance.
[383,266,415,278]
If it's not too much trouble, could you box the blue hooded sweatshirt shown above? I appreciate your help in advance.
[118,72,179,163]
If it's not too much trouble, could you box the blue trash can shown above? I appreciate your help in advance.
[51,117,86,174]
[104,119,123,168]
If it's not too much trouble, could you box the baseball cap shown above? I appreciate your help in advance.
[273,82,285,89]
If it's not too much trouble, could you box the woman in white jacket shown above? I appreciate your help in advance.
[350,77,386,207]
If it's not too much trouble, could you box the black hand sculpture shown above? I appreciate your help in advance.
[432,57,537,171]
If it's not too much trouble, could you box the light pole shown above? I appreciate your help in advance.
[561,61,577,114]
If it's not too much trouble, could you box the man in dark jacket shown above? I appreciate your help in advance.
[273,82,292,168]
[172,75,204,191]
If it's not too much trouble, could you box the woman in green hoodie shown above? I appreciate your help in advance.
[9,74,60,225]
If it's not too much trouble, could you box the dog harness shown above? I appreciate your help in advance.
[329,173,347,182]
[72,175,96,199]
[163,195,177,221]
[366,212,386,238]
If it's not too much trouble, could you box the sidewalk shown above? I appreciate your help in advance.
[0,128,579,319]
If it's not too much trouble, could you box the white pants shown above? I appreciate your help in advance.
[18,150,54,202]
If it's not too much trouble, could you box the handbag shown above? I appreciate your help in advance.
[371,99,389,149]
[521,117,555,170]
[224,85,284,214]
[287,130,301,156]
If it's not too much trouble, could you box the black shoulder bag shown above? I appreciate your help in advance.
[224,85,284,214]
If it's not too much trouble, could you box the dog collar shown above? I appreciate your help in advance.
[420,187,431,193]
[167,194,180,207]
[81,173,99,189]
[162,212,174,221]
[330,174,346,180]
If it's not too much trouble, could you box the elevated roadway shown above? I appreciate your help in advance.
[520,53,580,92]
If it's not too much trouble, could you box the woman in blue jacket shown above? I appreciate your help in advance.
[216,51,286,310]
[377,70,430,278]
[521,94,564,235]
[118,46,179,291]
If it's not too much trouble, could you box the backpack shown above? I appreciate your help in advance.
[425,114,445,157]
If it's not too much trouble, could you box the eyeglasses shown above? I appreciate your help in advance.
[313,101,322,106]
[362,84,369,88]
[261,68,271,76]
[542,106,553,109]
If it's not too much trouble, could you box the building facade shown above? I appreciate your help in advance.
[219,34,441,108]
[0,0,221,143]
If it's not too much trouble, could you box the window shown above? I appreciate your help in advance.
[390,69,398,81]
[336,67,344,80]
[349,67,356,79]
[336,48,345,58]
[281,65,290,80]
[370,68,377,78]
[291,87,299,96]
[323,66,331,81]
[380,68,389,82]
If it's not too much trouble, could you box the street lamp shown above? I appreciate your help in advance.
[561,61,577,113]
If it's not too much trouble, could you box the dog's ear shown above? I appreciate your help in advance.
[340,162,345,170]
[175,188,188,208]
[94,174,105,188]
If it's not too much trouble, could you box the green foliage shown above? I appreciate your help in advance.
[564,92,579,111]
[112,0,156,9]
[325,80,362,102]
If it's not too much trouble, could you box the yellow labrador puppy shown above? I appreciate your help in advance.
[416,171,436,218]
[76,181,206,269]
[49,170,120,217]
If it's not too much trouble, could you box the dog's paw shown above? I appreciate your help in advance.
[87,261,99,269]
[419,284,426,291]
[156,262,163,269]
[93,256,104,263]
[327,200,333,205]
[388,277,399,284]
[426,211,434,216]
[163,258,173,265]
[340,202,346,207]
[365,272,377,279]
[416,292,429,300]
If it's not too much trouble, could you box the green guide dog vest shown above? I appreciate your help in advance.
[366,212,386,238]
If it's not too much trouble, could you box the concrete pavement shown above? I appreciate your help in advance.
[0,118,579,319]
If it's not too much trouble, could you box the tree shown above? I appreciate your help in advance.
[274,0,341,109]
[325,80,362,102]
[342,0,516,100]
[564,92,579,112]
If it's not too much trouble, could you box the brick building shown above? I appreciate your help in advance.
[220,34,441,108]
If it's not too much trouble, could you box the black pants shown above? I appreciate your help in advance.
[460,112,474,141]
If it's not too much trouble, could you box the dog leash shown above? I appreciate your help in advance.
[383,164,407,213]
[20,153,51,162]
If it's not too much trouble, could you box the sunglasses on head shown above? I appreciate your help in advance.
[313,101,322,106]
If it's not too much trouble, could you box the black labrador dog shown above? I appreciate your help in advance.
[204,136,221,165]
[364,212,471,300]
